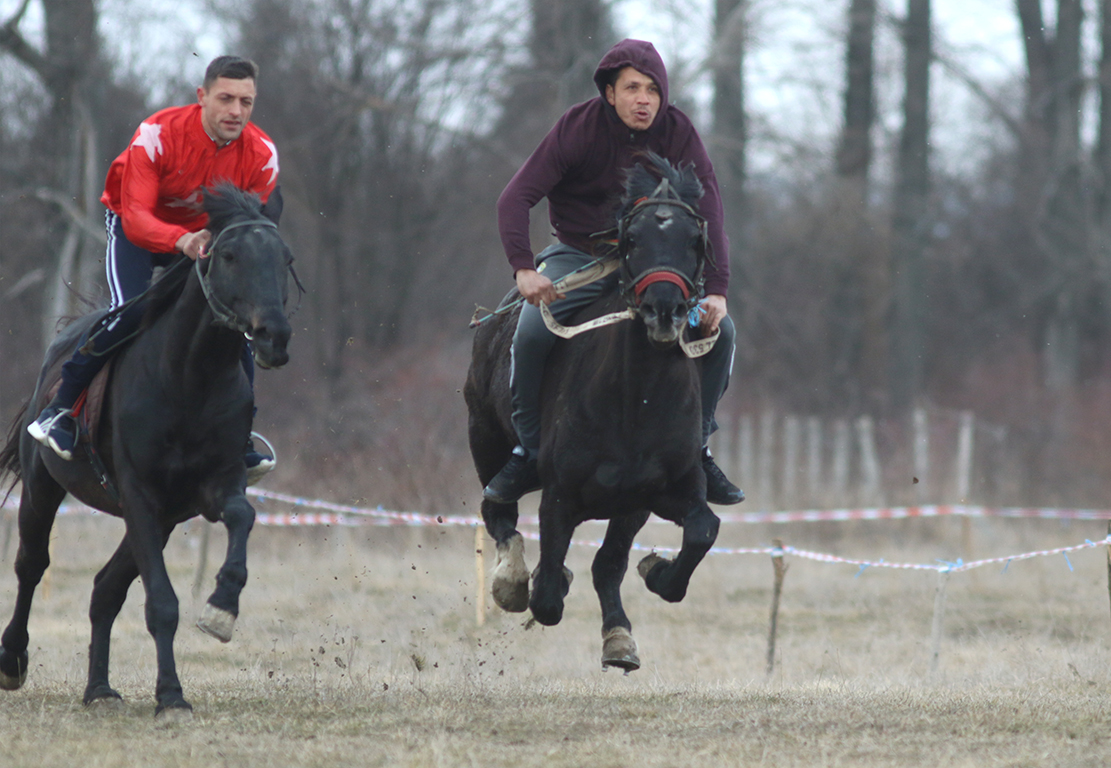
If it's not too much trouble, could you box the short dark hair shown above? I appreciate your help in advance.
[203,56,259,90]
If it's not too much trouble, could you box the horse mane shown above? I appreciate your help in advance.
[619,152,704,217]
[140,184,265,329]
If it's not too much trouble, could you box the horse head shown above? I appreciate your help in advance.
[200,183,295,369]
[617,153,708,348]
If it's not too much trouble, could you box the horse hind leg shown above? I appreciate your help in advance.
[196,494,254,643]
[0,464,65,690]
[638,503,720,603]
[490,514,529,613]
[84,537,141,706]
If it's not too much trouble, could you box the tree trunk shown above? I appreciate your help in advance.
[888,0,931,411]
[712,0,746,228]
[834,0,885,408]
[1,0,104,348]
[1016,0,1086,391]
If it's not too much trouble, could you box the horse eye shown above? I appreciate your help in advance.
[221,249,235,263]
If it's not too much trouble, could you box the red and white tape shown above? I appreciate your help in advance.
[4,490,1109,574]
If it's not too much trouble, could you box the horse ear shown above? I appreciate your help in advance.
[261,185,283,226]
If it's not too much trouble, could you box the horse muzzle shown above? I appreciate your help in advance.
[637,284,687,348]
[247,312,291,370]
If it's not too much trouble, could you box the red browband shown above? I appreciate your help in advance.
[633,271,691,301]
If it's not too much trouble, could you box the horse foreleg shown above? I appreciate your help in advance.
[529,495,575,626]
[594,512,649,671]
[639,503,719,603]
[124,505,191,716]
[482,498,530,612]
[197,494,254,643]
[0,466,65,691]
[84,537,142,706]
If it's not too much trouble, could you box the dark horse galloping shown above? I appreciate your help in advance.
[465,154,721,671]
[0,184,293,716]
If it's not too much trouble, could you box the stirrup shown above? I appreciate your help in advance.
[245,431,277,486]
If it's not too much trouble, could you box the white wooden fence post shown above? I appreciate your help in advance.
[739,415,754,498]
[955,411,974,502]
[913,407,929,503]
[856,415,883,506]
[758,410,776,507]
[781,415,801,510]
[806,416,823,508]
[831,419,851,506]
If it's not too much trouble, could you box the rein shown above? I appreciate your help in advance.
[197,217,304,335]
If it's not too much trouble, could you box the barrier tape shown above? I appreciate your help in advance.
[4,491,1110,575]
[6,489,1111,526]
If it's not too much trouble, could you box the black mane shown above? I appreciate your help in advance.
[204,182,265,233]
[140,184,266,328]
[619,152,704,218]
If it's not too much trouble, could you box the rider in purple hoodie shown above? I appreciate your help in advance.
[484,38,743,506]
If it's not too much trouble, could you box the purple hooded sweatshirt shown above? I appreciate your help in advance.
[497,39,730,296]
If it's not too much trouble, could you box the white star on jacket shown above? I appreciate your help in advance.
[132,122,164,163]
[261,138,279,185]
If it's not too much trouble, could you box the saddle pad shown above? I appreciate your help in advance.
[43,361,114,446]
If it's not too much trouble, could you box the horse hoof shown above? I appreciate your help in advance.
[85,695,125,715]
[492,533,530,612]
[0,648,28,690]
[601,627,640,672]
[197,603,236,643]
[637,553,668,581]
[155,704,194,726]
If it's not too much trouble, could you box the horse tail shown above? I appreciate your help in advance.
[0,400,28,501]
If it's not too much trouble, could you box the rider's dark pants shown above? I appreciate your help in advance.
[510,243,736,454]
[53,212,254,408]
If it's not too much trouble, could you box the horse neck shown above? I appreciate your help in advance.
[157,271,245,392]
[590,317,690,396]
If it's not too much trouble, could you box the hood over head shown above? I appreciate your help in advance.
[593,39,669,128]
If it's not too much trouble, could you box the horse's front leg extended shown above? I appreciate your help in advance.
[594,511,649,671]
[482,498,530,613]
[197,494,254,643]
[123,504,190,715]
[529,493,575,626]
[639,502,719,603]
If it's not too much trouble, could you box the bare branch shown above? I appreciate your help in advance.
[0,0,53,81]
[24,187,107,245]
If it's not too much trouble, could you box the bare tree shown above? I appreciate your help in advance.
[834,0,887,408]
[1015,0,1086,390]
[711,0,747,279]
[0,0,109,347]
[888,0,930,411]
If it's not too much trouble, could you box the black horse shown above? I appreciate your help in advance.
[0,184,293,716]
[465,154,721,671]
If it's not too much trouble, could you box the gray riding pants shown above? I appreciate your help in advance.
[510,242,736,453]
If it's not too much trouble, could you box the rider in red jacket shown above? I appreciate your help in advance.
[30,56,281,484]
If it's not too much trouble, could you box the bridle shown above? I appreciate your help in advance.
[617,177,709,313]
[196,217,305,335]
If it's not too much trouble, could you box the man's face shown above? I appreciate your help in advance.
[605,67,660,131]
[197,77,256,144]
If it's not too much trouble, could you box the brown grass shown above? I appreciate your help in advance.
[1,510,1110,767]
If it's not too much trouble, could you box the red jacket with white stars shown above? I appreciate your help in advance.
[100,103,279,254]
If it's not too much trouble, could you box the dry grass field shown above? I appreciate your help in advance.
[1,503,1110,767]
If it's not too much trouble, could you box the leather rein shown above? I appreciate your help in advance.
[196,217,305,335]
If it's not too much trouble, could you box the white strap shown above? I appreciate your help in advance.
[540,300,721,358]
[678,327,720,358]
[539,301,636,339]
